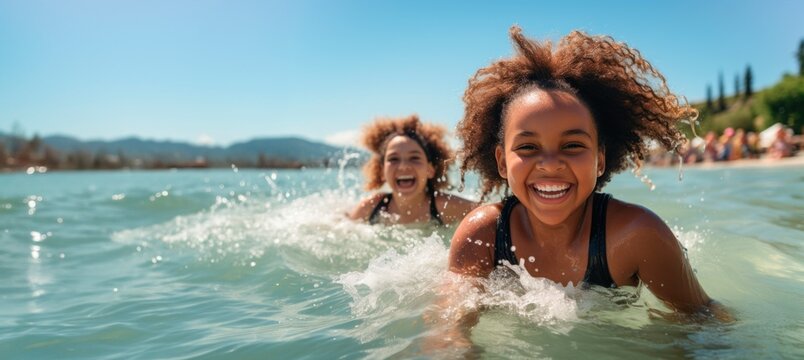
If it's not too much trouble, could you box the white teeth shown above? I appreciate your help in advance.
[534,184,570,192]
[397,175,414,180]
[539,192,565,199]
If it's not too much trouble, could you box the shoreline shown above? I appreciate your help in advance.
[651,153,804,170]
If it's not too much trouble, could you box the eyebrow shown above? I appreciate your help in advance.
[513,129,593,139]
[386,149,425,156]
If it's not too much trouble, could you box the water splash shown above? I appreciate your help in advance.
[631,160,656,191]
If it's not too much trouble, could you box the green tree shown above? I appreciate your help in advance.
[718,72,726,111]
[706,85,713,110]
[43,146,61,168]
[734,73,741,98]
[798,39,804,76]
[0,141,7,167]
[755,75,804,133]
[744,65,753,98]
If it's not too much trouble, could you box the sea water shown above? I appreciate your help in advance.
[1,162,802,359]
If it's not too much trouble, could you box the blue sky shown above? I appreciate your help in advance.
[1,0,801,146]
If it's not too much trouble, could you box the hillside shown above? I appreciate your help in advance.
[692,74,804,135]
[0,133,365,170]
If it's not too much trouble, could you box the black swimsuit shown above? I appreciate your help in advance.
[368,192,444,225]
[494,192,615,288]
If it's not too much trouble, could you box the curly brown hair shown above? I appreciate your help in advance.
[361,114,454,192]
[457,26,696,199]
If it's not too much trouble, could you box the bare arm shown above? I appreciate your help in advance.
[346,193,386,221]
[420,205,499,355]
[627,209,732,321]
[436,193,480,225]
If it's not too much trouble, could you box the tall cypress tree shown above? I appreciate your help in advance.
[718,72,726,111]
[706,84,713,110]
[734,73,741,98]
[744,65,753,98]
[798,39,804,76]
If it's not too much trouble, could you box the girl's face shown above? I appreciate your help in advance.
[496,89,604,226]
[382,135,435,197]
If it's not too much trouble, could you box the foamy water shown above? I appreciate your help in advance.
[1,163,802,358]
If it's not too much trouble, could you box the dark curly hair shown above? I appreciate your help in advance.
[457,26,696,199]
[361,114,453,192]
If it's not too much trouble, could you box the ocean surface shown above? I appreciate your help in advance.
[1,160,803,359]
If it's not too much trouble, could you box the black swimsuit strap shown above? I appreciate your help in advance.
[368,192,444,225]
[430,191,444,225]
[494,196,520,266]
[493,193,615,288]
[582,192,615,288]
[368,193,392,225]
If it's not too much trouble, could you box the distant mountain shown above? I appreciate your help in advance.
[0,132,363,165]
[42,135,224,162]
[226,137,349,162]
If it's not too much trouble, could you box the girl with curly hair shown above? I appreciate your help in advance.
[442,26,728,322]
[348,115,477,225]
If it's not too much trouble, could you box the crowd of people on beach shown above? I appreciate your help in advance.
[648,124,800,166]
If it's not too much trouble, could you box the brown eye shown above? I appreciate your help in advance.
[514,144,538,152]
[563,142,586,150]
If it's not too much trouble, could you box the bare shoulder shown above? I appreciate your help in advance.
[605,197,687,281]
[348,192,388,221]
[435,193,480,224]
[606,197,715,314]
[448,203,502,277]
[606,198,677,249]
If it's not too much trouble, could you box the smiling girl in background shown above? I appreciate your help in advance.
[349,115,476,225]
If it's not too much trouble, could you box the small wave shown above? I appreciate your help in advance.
[111,189,447,274]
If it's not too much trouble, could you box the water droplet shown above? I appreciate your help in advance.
[510,246,517,252]
[250,261,256,267]
[528,256,535,263]
[113,288,118,292]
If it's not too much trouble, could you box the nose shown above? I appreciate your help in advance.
[537,152,566,172]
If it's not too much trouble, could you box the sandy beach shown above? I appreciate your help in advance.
[686,153,804,170]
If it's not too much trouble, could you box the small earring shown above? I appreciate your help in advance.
[597,169,603,177]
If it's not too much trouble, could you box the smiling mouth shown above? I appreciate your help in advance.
[396,175,416,189]
[532,183,571,199]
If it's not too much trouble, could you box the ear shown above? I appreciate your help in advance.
[596,146,606,177]
[495,145,507,179]
[426,162,436,179]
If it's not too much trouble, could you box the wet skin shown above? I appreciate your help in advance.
[449,89,717,314]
